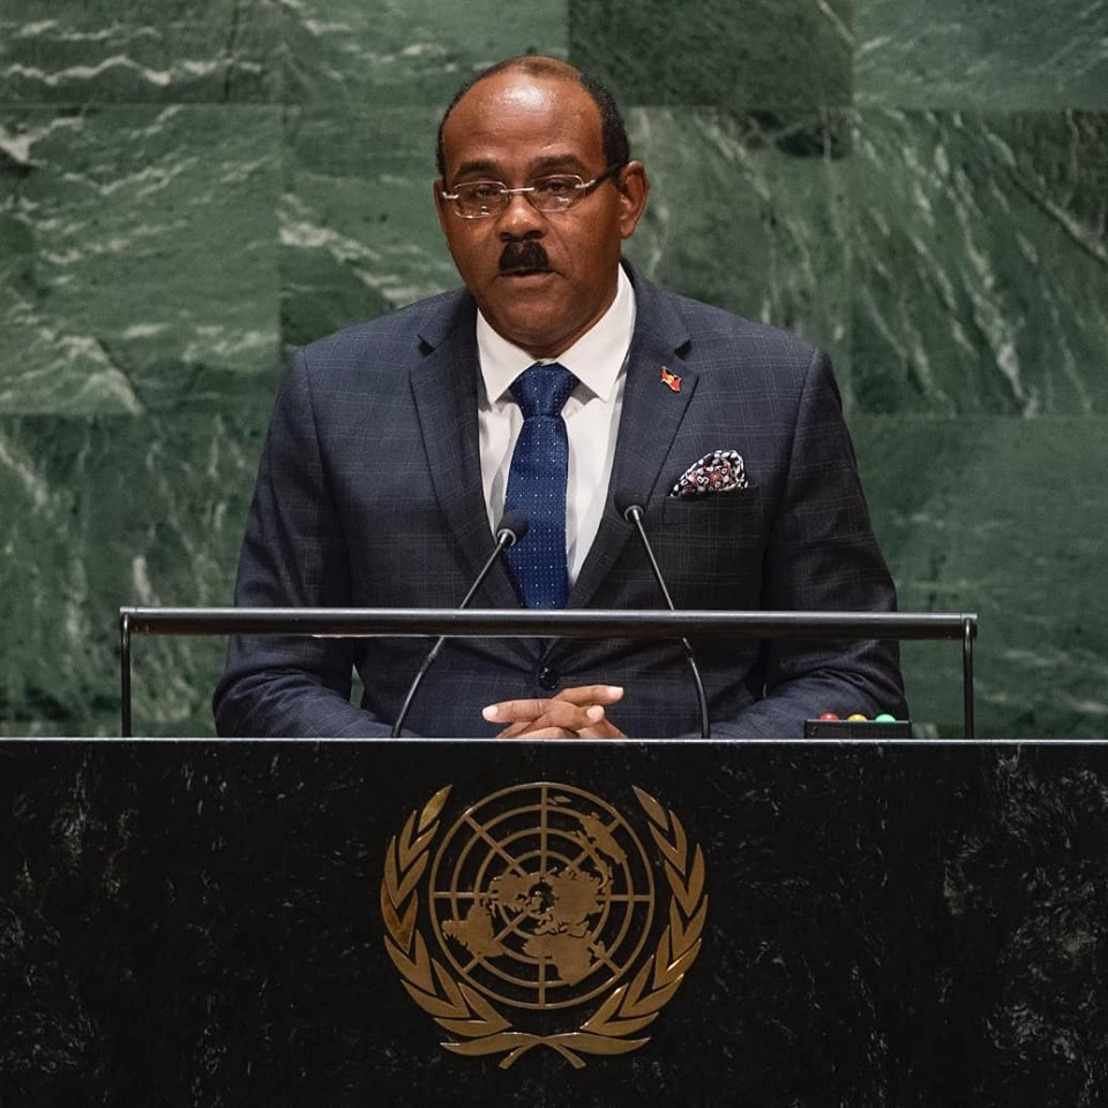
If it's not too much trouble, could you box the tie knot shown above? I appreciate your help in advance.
[510,362,579,418]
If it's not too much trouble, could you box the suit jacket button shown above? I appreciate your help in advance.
[537,666,558,690]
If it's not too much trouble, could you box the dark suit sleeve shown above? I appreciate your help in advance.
[212,348,393,737]
[710,348,907,737]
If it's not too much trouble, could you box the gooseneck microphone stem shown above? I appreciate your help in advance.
[622,501,711,739]
[391,512,528,737]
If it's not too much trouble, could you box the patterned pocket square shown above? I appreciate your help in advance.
[670,449,750,497]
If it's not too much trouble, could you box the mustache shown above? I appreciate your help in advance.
[498,240,551,274]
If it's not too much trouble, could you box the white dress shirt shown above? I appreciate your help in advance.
[476,265,636,584]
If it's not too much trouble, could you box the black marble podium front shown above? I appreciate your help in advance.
[3,739,1106,1106]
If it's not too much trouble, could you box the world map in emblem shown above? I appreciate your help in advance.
[428,782,655,1010]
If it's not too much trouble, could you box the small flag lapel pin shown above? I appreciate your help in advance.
[660,366,681,392]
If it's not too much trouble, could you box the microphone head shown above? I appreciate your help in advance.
[495,510,529,547]
[613,491,645,522]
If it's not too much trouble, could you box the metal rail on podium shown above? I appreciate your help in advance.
[118,607,979,738]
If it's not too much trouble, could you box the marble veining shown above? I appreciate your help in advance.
[0,0,284,103]
[570,0,853,108]
[0,414,263,737]
[851,110,1108,415]
[284,0,568,105]
[855,416,1108,737]
[855,0,1108,109]
[0,105,282,416]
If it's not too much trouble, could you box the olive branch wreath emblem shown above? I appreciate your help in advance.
[380,784,708,1069]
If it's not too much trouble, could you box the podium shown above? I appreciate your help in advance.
[3,737,1106,1104]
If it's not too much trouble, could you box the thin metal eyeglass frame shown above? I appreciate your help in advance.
[441,164,624,219]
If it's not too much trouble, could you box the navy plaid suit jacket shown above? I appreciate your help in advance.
[214,264,906,737]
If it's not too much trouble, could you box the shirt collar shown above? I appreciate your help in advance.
[476,264,636,406]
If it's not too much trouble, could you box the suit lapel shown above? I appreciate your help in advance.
[410,299,522,615]
[567,273,698,612]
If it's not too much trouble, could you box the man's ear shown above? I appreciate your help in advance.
[617,161,650,239]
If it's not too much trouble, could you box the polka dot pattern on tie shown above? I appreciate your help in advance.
[503,362,579,609]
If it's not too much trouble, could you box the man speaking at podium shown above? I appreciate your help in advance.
[213,56,906,739]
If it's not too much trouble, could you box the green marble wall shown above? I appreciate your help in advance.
[2,2,1105,737]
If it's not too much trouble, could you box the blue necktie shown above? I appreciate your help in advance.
[504,362,579,608]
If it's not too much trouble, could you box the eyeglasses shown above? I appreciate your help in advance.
[441,164,623,219]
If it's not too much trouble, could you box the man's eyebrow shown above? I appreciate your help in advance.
[451,154,589,180]
[452,158,500,179]
[530,153,588,173]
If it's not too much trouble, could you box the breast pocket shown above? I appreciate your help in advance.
[652,492,767,603]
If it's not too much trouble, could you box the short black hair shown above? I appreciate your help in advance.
[435,56,631,180]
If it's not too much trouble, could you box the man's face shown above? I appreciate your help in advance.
[435,70,648,359]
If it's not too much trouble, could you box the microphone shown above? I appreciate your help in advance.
[615,494,711,738]
[390,511,528,737]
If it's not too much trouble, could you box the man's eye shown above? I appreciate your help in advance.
[536,177,577,196]
[465,183,504,200]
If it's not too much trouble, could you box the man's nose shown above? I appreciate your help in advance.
[497,191,545,238]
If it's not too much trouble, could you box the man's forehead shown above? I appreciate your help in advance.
[488,76,558,112]
[441,70,602,161]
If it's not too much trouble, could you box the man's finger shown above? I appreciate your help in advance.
[504,726,578,739]
[482,685,624,725]
[491,701,603,735]
[497,720,540,738]
[501,703,625,739]
[481,686,622,725]
[570,705,626,739]
[528,701,608,732]
[552,684,624,706]
[482,698,552,725]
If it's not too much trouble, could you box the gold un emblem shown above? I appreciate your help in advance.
[380,782,708,1069]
